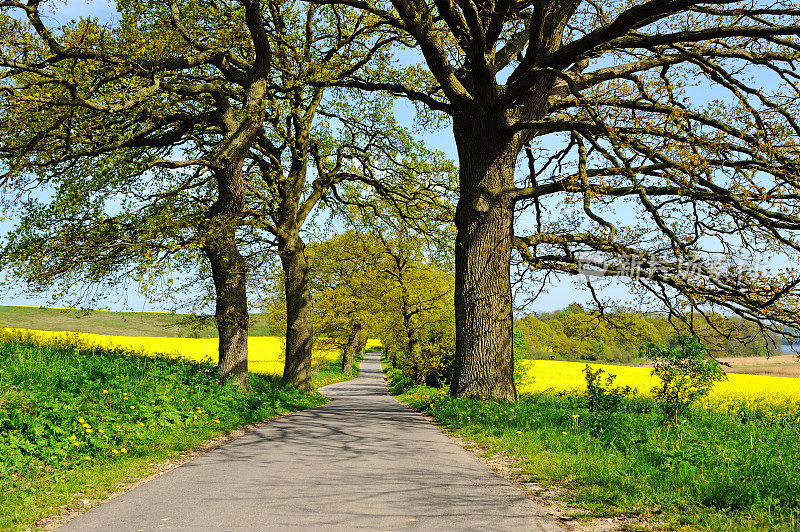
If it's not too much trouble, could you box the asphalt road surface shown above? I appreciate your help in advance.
[59,352,562,531]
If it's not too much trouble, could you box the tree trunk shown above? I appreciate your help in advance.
[399,279,424,384]
[356,334,366,358]
[203,236,249,390]
[449,119,519,401]
[280,240,315,390]
[403,311,424,384]
[342,321,362,374]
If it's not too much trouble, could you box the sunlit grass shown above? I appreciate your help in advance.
[387,358,800,530]
[0,332,334,531]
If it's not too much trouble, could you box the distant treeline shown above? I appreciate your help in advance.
[514,304,782,363]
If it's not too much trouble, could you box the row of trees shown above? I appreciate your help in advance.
[265,228,455,385]
[3,0,800,400]
[0,0,452,391]
[515,304,782,363]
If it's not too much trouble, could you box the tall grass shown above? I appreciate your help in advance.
[0,330,332,531]
[386,366,800,529]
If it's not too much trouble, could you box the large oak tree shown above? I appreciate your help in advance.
[318,0,800,400]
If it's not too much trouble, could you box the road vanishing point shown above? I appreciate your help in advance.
[60,352,562,531]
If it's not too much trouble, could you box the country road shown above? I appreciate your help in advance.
[59,352,562,531]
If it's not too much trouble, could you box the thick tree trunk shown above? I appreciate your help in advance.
[203,237,250,390]
[449,119,519,401]
[342,321,362,374]
[280,240,314,390]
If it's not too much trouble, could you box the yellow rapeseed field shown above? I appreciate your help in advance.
[518,359,800,405]
[3,328,381,375]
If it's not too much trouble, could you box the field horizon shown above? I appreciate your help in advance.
[0,305,277,337]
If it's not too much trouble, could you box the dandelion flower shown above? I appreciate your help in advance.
[78,418,86,424]
[70,435,77,440]
[120,448,127,453]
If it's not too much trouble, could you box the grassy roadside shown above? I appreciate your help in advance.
[0,330,353,531]
[384,361,800,530]
[310,347,368,387]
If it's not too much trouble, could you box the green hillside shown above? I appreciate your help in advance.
[0,306,277,337]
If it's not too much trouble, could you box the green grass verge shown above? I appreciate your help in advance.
[313,348,371,387]
[0,330,339,531]
[385,366,800,530]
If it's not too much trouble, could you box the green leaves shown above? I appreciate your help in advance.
[643,336,727,425]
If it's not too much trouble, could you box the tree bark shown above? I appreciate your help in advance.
[449,117,519,401]
[402,310,424,384]
[397,269,424,383]
[280,239,315,390]
[203,235,250,390]
[342,321,362,374]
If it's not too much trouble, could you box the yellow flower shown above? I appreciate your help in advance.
[85,428,93,433]
[85,456,92,461]
[103,389,109,394]
[562,431,569,435]
[78,418,85,424]
[112,449,119,455]
[572,414,580,418]
[130,406,135,409]
[120,448,127,453]
[516,430,523,434]
[82,423,91,429]
[98,429,104,434]
[70,435,77,440]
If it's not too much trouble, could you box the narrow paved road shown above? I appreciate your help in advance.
[60,353,561,531]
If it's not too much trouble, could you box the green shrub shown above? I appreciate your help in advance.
[583,364,635,413]
[642,336,727,426]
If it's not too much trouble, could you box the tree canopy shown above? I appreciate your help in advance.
[0,0,451,389]
[311,0,800,400]
[3,0,800,402]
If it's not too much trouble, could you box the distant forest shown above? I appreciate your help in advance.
[514,304,783,363]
